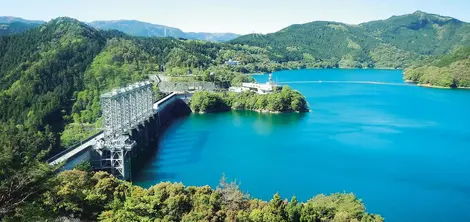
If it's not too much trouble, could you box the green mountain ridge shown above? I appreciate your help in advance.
[231,11,470,69]
[361,11,470,55]
[0,17,106,129]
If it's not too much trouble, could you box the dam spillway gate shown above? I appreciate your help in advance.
[91,81,154,180]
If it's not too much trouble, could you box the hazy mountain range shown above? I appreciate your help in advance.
[0,16,44,24]
[89,20,239,42]
[0,16,239,42]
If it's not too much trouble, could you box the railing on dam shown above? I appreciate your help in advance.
[153,92,191,111]
[47,131,103,164]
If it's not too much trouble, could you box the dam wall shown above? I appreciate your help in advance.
[52,95,191,178]
[129,98,191,179]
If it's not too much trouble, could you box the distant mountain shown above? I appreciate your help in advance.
[231,11,470,68]
[0,17,44,36]
[184,32,240,42]
[0,22,40,36]
[0,16,44,24]
[89,20,239,42]
[0,17,239,41]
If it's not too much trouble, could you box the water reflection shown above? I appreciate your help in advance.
[232,111,308,135]
[134,123,210,186]
[232,110,307,126]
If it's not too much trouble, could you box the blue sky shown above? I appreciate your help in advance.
[1,0,469,34]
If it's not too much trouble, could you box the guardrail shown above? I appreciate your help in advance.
[46,131,103,164]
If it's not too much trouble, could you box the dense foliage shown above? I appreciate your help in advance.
[190,86,308,113]
[404,46,470,88]
[0,17,105,130]
[361,11,470,56]
[0,130,382,222]
[0,123,56,216]
[2,170,383,222]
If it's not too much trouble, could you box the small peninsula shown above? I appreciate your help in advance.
[404,46,470,88]
[190,86,309,113]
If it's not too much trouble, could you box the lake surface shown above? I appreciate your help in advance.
[134,69,470,222]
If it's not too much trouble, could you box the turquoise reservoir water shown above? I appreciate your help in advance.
[135,69,470,222]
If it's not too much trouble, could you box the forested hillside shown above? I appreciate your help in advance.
[0,18,106,128]
[404,46,470,88]
[361,11,470,55]
[231,11,470,69]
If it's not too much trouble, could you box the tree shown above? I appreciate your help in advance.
[0,123,56,217]
[216,174,249,214]
[262,193,288,221]
[286,196,301,222]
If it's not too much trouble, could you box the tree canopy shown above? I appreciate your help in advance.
[3,170,383,222]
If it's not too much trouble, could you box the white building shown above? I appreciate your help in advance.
[230,74,277,94]
[225,59,240,66]
[228,86,250,93]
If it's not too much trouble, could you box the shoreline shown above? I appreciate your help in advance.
[194,108,310,115]
[417,83,451,89]
[248,70,469,90]
[244,66,402,76]
[417,84,470,89]
[404,79,470,89]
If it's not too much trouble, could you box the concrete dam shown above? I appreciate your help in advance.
[47,82,191,180]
